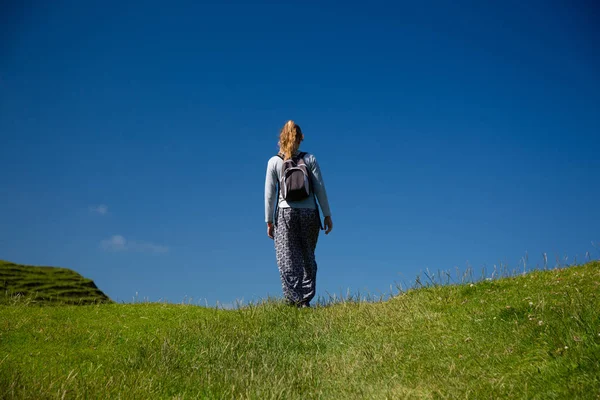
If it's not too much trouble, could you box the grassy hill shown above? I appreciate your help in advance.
[0,260,111,305]
[1,261,599,399]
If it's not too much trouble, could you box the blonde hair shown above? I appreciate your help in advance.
[278,120,303,160]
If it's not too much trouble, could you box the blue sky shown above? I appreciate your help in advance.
[1,1,599,306]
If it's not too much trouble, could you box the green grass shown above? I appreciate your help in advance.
[0,260,111,305]
[1,262,599,399]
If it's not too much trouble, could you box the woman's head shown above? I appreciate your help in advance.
[278,120,304,160]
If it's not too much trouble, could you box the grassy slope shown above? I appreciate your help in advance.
[1,262,599,399]
[0,260,111,305]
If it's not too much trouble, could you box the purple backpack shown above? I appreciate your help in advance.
[278,152,311,202]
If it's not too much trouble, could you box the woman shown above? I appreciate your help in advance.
[264,120,333,308]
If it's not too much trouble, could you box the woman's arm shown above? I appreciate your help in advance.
[307,155,332,218]
[264,158,278,237]
[307,154,333,234]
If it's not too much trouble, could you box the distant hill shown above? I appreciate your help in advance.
[0,260,111,304]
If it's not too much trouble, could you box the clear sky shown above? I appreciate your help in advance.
[1,1,599,306]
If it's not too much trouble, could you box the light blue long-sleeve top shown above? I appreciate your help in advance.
[264,152,332,223]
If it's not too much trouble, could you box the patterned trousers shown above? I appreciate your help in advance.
[274,207,320,305]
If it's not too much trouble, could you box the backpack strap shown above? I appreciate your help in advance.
[277,151,306,161]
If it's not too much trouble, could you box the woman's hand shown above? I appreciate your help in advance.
[267,222,275,239]
[324,216,333,235]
